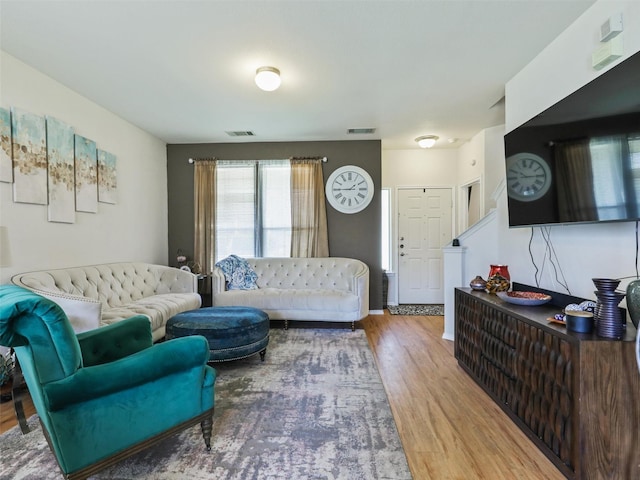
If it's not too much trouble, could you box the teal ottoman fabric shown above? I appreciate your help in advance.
[166,306,269,362]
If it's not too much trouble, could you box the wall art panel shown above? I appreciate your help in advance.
[97,149,117,204]
[46,116,75,223]
[74,134,98,213]
[0,107,12,183]
[11,108,47,204]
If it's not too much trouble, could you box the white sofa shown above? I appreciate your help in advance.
[11,262,201,341]
[211,257,369,329]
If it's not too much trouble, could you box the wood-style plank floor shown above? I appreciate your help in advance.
[1,312,563,479]
[362,312,563,480]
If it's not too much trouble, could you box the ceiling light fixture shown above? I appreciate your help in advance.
[415,135,439,148]
[255,66,281,91]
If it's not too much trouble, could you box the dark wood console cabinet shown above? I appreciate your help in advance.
[455,288,639,480]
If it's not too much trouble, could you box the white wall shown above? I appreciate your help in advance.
[457,133,484,190]
[501,0,640,301]
[382,148,458,188]
[482,125,506,211]
[0,52,168,283]
[457,125,505,216]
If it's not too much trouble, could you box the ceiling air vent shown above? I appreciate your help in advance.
[347,128,376,135]
[225,131,255,137]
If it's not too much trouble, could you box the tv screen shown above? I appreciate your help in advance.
[504,51,640,228]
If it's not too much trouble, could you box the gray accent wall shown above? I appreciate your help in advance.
[166,140,383,311]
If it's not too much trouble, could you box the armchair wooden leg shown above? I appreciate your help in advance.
[200,416,213,451]
[12,358,30,434]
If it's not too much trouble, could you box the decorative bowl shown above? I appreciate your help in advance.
[497,291,552,306]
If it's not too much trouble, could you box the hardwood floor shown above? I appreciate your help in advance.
[1,312,563,479]
[0,378,35,433]
[361,312,563,480]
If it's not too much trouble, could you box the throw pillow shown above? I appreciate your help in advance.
[215,255,259,290]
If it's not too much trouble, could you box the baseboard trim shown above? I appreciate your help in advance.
[369,310,384,315]
[442,332,454,342]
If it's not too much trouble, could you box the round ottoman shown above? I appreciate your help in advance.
[166,306,269,362]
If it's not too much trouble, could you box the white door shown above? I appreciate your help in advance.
[398,188,453,304]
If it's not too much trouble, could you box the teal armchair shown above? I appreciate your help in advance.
[0,285,216,480]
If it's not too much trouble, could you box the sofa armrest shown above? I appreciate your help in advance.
[211,267,226,294]
[156,266,199,294]
[353,264,370,319]
[43,335,211,410]
[77,315,153,367]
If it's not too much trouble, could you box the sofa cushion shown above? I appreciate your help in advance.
[101,293,201,339]
[214,288,359,313]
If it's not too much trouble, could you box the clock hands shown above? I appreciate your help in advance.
[515,173,545,179]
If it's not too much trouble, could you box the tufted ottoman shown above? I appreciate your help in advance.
[166,306,269,362]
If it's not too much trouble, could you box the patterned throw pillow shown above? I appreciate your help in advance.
[215,255,259,290]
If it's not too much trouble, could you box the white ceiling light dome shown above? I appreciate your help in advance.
[415,135,439,148]
[255,66,281,91]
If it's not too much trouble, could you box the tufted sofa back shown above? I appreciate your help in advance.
[245,257,368,292]
[12,262,197,307]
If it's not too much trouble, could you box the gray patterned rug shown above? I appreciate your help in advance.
[0,328,412,480]
[387,304,444,316]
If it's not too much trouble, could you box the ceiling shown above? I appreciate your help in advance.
[0,0,596,150]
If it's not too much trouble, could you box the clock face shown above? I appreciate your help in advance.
[506,153,552,202]
[325,165,374,213]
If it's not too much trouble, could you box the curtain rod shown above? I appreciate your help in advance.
[290,156,328,163]
[188,157,216,164]
[188,157,328,164]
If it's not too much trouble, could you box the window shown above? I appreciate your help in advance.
[381,188,391,272]
[215,160,291,261]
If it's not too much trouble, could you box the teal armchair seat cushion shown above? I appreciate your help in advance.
[0,285,216,478]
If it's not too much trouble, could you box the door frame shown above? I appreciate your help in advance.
[393,186,456,305]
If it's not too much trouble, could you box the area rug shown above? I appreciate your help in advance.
[387,304,444,316]
[0,328,412,480]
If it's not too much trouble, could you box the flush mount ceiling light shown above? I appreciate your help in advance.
[415,135,439,148]
[255,66,281,91]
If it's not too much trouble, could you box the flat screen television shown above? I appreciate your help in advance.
[504,51,640,228]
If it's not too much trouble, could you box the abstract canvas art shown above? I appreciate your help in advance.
[11,108,47,204]
[74,134,98,213]
[46,117,75,223]
[0,107,12,183]
[97,149,117,204]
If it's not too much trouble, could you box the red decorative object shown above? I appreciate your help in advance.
[489,264,510,281]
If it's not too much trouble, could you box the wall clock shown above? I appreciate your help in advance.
[325,165,374,214]
[506,152,552,202]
